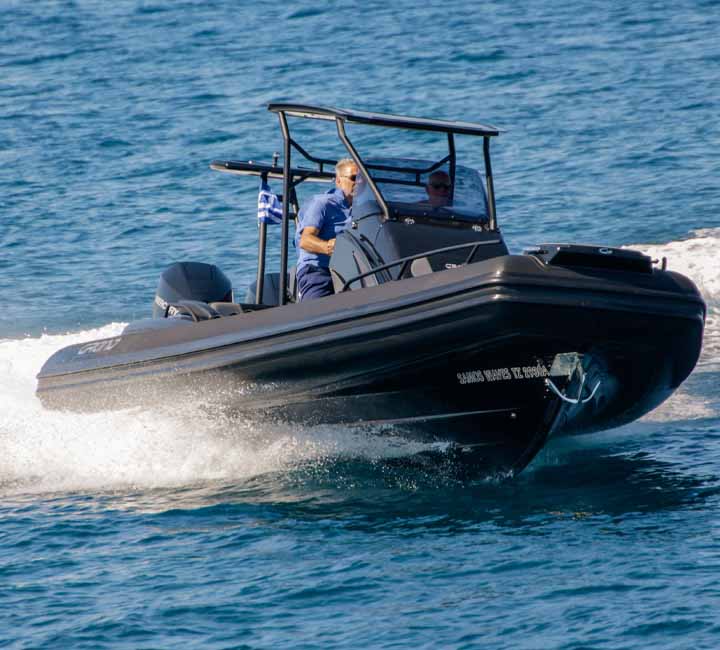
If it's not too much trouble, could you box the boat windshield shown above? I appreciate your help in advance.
[352,158,488,222]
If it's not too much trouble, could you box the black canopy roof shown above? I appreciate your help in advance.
[267,103,500,137]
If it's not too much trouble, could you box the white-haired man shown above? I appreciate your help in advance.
[295,158,359,301]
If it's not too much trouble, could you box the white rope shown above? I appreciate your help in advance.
[545,375,601,405]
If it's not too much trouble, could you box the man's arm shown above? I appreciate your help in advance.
[299,227,335,256]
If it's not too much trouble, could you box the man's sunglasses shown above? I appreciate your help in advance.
[340,174,358,182]
[429,182,451,190]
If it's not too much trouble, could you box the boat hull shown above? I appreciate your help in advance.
[36,255,705,474]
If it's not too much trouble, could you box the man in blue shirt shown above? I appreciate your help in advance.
[295,158,359,301]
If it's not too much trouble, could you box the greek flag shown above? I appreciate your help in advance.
[257,179,283,225]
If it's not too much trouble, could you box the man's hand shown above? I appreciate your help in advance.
[300,227,336,257]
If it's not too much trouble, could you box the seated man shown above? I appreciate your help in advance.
[423,170,452,207]
[295,158,359,301]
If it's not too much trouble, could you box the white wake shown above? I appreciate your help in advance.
[0,325,431,494]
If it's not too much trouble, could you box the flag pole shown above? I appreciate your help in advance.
[255,171,268,304]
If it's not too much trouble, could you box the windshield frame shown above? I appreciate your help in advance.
[335,117,496,228]
[350,157,490,225]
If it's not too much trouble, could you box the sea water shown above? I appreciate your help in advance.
[2,1,720,648]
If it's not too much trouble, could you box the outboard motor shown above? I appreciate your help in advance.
[153,262,233,318]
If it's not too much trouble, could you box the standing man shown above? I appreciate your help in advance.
[295,158,359,301]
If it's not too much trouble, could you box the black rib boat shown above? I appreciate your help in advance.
[36,103,706,475]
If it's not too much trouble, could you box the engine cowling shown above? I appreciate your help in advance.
[152,261,233,318]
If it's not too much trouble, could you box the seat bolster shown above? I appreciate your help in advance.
[208,302,245,316]
[167,300,220,321]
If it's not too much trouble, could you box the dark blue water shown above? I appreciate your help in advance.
[2,1,720,647]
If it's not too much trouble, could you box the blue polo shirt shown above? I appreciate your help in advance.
[295,187,351,270]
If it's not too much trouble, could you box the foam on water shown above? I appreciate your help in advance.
[0,326,434,494]
[2,230,717,494]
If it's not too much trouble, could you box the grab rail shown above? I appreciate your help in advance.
[339,239,502,292]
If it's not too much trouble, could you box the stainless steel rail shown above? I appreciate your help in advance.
[339,239,502,292]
